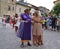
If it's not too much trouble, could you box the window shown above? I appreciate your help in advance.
[8,6,11,11]
[12,0,13,2]
[12,7,14,11]
[19,8,21,12]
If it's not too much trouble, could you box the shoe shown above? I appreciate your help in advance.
[20,44,24,48]
[41,42,43,45]
[38,42,43,46]
[27,42,31,46]
[20,42,24,48]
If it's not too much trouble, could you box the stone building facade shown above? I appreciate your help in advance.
[54,0,60,4]
[16,1,30,16]
[0,0,30,17]
[38,6,50,16]
[0,0,16,17]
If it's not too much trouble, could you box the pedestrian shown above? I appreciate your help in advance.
[51,16,57,31]
[14,14,20,32]
[9,17,12,26]
[46,15,51,29]
[56,15,60,31]
[32,10,43,46]
[6,16,10,23]
[2,15,6,27]
[0,16,2,24]
[17,9,32,47]
[11,15,15,29]
[42,19,46,29]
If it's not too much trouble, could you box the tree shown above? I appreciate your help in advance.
[41,13,47,17]
[51,3,60,16]
[50,10,54,15]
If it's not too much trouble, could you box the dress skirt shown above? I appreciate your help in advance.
[17,21,31,40]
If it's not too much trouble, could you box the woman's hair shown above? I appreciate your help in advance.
[24,9,30,13]
[34,10,39,16]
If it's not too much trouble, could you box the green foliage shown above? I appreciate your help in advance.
[41,13,47,16]
[50,10,54,15]
[51,3,60,16]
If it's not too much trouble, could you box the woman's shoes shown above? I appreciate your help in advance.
[20,42,24,48]
[20,42,43,47]
[27,42,31,46]
[20,44,24,48]
[38,42,43,46]
[20,42,31,48]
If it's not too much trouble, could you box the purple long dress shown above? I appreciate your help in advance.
[17,13,31,40]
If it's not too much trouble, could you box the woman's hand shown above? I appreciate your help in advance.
[31,21,34,25]
[31,21,34,23]
[24,21,28,23]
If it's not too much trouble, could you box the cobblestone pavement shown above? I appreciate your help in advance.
[0,23,60,49]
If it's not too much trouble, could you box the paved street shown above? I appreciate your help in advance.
[0,24,60,49]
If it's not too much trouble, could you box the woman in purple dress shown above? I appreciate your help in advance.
[17,9,31,47]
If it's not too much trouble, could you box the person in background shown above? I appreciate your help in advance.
[9,17,12,26]
[42,18,47,29]
[57,14,60,31]
[46,14,51,29]
[0,16,2,24]
[51,15,57,31]
[14,14,20,32]
[11,15,15,29]
[17,9,32,47]
[2,15,6,27]
[6,16,10,23]
[32,10,43,46]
